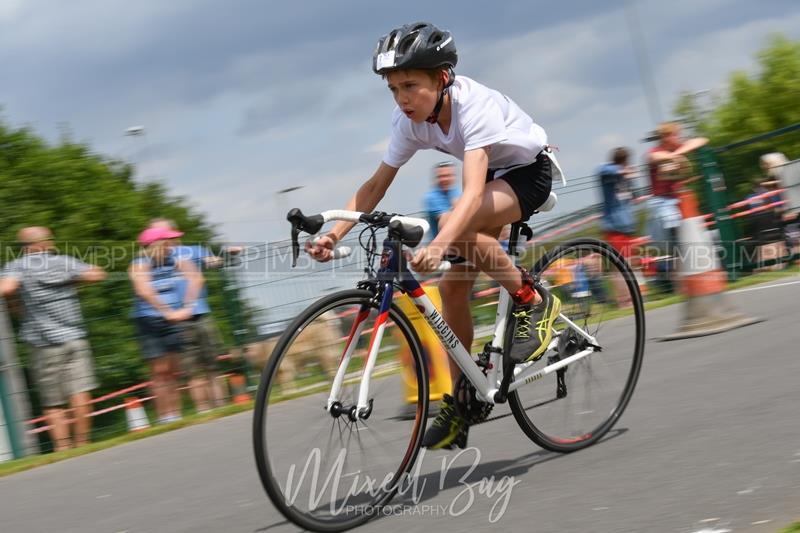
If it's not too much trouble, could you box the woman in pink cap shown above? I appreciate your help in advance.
[128,226,204,424]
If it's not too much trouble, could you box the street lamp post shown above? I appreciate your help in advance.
[124,125,147,178]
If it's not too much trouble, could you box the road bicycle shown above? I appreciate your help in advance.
[253,194,645,532]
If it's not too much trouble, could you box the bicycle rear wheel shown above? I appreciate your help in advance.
[253,289,428,532]
[509,238,645,453]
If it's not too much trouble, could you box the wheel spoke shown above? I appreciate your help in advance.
[510,239,644,453]
[253,291,428,530]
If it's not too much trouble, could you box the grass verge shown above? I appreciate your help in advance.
[0,401,254,478]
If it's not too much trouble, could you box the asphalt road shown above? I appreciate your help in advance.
[1,278,799,533]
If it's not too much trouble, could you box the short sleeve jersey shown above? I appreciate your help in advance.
[383,76,547,170]
[1,252,90,346]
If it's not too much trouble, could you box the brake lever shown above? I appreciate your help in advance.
[291,226,300,267]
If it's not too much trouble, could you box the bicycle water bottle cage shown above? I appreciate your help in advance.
[287,208,324,267]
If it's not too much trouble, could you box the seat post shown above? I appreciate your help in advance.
[507,223,523,258]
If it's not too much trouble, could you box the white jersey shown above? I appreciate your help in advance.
[383,75,548,171]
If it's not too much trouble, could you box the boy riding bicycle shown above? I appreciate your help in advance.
[307,22,563,450]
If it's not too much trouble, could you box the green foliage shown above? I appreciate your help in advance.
[0,119,249,403]
[674,34,800,199]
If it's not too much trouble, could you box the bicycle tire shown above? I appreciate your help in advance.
[253,288,429,532]
[509,238,645,453]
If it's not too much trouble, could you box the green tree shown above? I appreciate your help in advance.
[674,34,800,198]
[0,120,251,418]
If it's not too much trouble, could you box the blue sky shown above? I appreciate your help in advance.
[2,0,799,244]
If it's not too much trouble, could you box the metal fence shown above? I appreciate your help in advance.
[697,123,800,273]
[3,131,799,461]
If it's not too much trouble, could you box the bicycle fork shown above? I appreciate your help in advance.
[325,283,392,421]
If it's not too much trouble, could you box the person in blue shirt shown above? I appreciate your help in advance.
[598,147,643,302]
[129,226,203,424]
[598,147,636,243]
[149,219,240,413]
[424,161,460,239]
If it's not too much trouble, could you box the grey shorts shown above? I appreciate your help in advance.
[180,315,223,374]
[31,339,98,407]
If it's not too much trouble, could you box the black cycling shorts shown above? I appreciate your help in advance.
[486,154,553,221]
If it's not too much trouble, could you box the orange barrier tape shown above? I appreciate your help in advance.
[729,200,786,220]
[26,374,237,434]
[27,395,157,435]
[727,188,785,210]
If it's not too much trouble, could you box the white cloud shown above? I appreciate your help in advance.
[165,2,800,242]
[655,11,800,107]
[3,0,799,246]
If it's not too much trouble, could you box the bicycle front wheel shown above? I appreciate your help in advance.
[253,289,429,532]
[509,238,645,453]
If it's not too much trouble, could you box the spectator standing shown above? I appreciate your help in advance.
[0,226,106,451]
[148,219,239,411]
[599,147,638,256]
[424,162,460,239]
[645,123,708,290]
[598,147,639,305]
[129,227,203,424]
[646,122,708,253]
[755,152,796,267]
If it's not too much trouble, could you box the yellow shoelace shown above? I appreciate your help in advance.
[513,311,531,339]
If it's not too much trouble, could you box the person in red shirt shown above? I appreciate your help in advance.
[644,122,708,291]
[647,122,708,198]
[646,122,708,249]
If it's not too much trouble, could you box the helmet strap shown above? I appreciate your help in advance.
[426,69,454,124]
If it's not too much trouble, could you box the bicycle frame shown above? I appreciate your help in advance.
[326,226,600,417]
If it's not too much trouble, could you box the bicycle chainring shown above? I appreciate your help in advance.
[454,374,493,425]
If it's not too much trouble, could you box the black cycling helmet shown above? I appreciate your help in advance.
[374,22,458,123]
[372,22,458,75]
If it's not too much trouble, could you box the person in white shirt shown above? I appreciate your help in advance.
[307,22,562,449]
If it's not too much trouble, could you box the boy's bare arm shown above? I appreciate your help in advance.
[327,162,399,242]
[430,147,488,249]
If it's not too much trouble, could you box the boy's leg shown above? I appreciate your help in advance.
[438,266,479,378]
[422,220,509,449]
[452,179,560,362]
[440,179,535,295]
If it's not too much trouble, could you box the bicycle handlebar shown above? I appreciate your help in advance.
[287,208,431,267]
[319,210,431,235]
